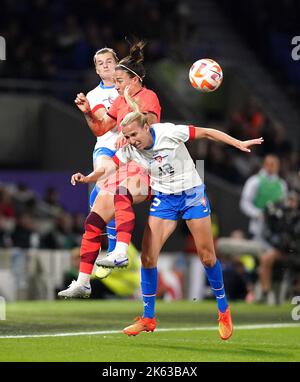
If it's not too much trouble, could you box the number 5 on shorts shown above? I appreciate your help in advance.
[150,197,161,212]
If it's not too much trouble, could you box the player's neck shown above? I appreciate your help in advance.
[144,132,154,150]
[101,79,114,87]
[129,84,143,97]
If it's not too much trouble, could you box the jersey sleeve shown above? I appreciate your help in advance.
[165,124,196,143]
[106,96,121,120]
[86,91,105,113]
[113,147,131,165]
[139,90,161,121]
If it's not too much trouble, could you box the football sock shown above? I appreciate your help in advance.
[114,187,135,245]
[141,267,158,319]
[89,186,116,254]
[106,219,117,253]
[77,272,92,287]
[114,241,129,256]
[79,211,106,275]
[204,259,228,313]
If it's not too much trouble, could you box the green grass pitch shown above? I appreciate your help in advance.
[0,300,300,362]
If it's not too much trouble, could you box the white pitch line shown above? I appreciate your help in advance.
[0,323,300,339]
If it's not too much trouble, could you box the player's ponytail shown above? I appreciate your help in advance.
[116,38,146,82]
[121,87,147,128]
[129,40,146,64]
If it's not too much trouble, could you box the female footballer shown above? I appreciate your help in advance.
[71,89,263,340]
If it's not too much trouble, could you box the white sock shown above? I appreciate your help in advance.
[114,242,129,256]
[77,272,91,287]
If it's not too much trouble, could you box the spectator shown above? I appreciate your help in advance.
[258,190,300,303]
[41,211,77,249]
[0,186,15,219]
[42,186,64,218]
[240,154,287,242]
[11,212,39,249]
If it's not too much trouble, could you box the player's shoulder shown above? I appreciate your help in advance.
[141,87,159,98]
[151,122,175,131]
[86,85,101,100]
[151,122,177,139]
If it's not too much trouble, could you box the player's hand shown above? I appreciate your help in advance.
[115,132,128,149]
[238,137,264,152]
[71,172,87,185]
[74,93,91,114]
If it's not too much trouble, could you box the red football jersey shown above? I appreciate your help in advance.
[107,87,161,130]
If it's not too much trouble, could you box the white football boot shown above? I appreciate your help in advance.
[57,280,91,299]
[96,250,128,269]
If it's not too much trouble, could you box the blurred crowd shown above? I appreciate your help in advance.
[0,0,191,80]
[217,0,300,97]
[0,183,85,250]
[198,97,300,189]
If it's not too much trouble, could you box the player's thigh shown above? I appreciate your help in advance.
[93,154,113,171]
[185,216,216,265]
[141,216,177,267]
[120,173,149,200]
[91,190,115,223]
[94,156,116,190]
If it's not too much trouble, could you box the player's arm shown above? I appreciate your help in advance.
[192,126,264,152]
[145,112,158,125]
[74,93,116,136]
[71,158,119,185]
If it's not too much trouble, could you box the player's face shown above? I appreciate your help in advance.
[263,156,280,175]
[122,121,152,150]
[95,52,117,80]
[114,69,137,96]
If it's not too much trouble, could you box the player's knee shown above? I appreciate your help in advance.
[84,211,106,231]
[141,253,156,268]
[198,247,216,268]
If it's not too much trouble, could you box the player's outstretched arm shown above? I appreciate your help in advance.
[74,93,116,136]
[71,159,118,185]
[194,127,264,152]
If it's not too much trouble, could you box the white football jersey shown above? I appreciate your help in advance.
[86,82,119,152]
[115,123,202,194]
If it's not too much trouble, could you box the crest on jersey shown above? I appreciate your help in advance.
[154,156,163,163]
[153,152,167,163]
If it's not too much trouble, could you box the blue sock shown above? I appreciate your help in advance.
[141,267,158,318]
[106,219,116,253]
[204,259,228,313]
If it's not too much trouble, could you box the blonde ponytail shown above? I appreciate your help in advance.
[121,87,147,128]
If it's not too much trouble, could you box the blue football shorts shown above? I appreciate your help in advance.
[90,147,116,208]
[148,184,211,221]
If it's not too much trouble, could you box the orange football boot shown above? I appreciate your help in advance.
[218,307,233,340]
[123,316,156,336]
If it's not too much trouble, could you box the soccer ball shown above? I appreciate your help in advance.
[189,58,223,92]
